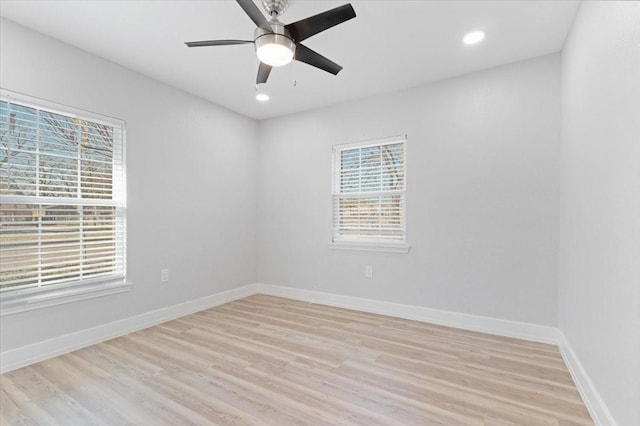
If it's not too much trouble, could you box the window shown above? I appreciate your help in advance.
[0,91,127,313]
[331,136,409,253]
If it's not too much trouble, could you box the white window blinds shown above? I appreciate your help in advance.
[332,137,406,243]
[0,94,126,296]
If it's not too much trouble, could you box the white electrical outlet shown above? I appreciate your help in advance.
[365,265,373,279]
[160,268,169,282]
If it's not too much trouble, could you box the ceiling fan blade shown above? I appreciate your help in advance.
[257,62,272,84]
[294,44,343,75]
[185,40,253,47]
[236,0,272,32]
[285,3,356,43]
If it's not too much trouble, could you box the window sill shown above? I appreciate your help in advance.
[0,280,131,317]
[329,240,411,254]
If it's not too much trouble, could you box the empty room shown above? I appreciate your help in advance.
[0,0,638,425]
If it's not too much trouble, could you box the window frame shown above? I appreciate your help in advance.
[0,89,129,316]
[330,135,410,253]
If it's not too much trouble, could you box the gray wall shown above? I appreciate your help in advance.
[559,2,640,425]
[257,54,561,326]
[0,19,259,350]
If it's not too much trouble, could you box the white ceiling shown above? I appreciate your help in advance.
[0,0,579,120]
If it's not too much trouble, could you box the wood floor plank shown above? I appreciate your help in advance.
[0,295,594,425]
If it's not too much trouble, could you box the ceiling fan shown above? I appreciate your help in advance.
[185,0,356,85]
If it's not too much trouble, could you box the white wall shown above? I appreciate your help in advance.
[0,19,259,350]
[559,2,640,425]
[258,54,561,326]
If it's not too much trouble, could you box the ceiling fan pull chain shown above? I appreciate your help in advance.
[293,60,297,87]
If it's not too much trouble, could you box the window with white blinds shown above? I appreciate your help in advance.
[332,136,406,247]
[0,93,126,299]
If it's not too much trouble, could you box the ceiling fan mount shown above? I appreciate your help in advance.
[261,0,288,16]
[185,0,356,86]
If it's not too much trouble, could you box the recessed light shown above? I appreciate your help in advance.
[463,31,485,45]
[256,93,270,102]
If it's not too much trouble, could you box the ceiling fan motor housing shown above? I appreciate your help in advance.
[254,20,296,66]
[262,0,288,16]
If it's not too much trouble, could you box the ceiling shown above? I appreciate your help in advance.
[0,1,579,120]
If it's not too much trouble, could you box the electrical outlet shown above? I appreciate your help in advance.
[160,268,169,282]
[365,265,373,279]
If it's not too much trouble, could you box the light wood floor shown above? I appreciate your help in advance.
[1,295,593,425]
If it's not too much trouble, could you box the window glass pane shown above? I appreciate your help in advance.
[81,121,113,161]
[6,103,38,151]
[1,103,38,197]
[361,168,381,192]
[361,146,381,168]
[81,158,113,199]
[39,111,77,158]
[80,121,113,199]
[341,149,359,170]
[39,154,78,197]
[2,151,37,197]
[40,205,81,285]
[340,168,359,193]
[82,205,116,278]
[0,203,40,290]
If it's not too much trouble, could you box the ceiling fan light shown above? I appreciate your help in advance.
[255,33,295,67]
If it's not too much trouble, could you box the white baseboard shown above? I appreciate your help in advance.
[0,283,261,374]
[556,330,618,426]
[259,284,557,344]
